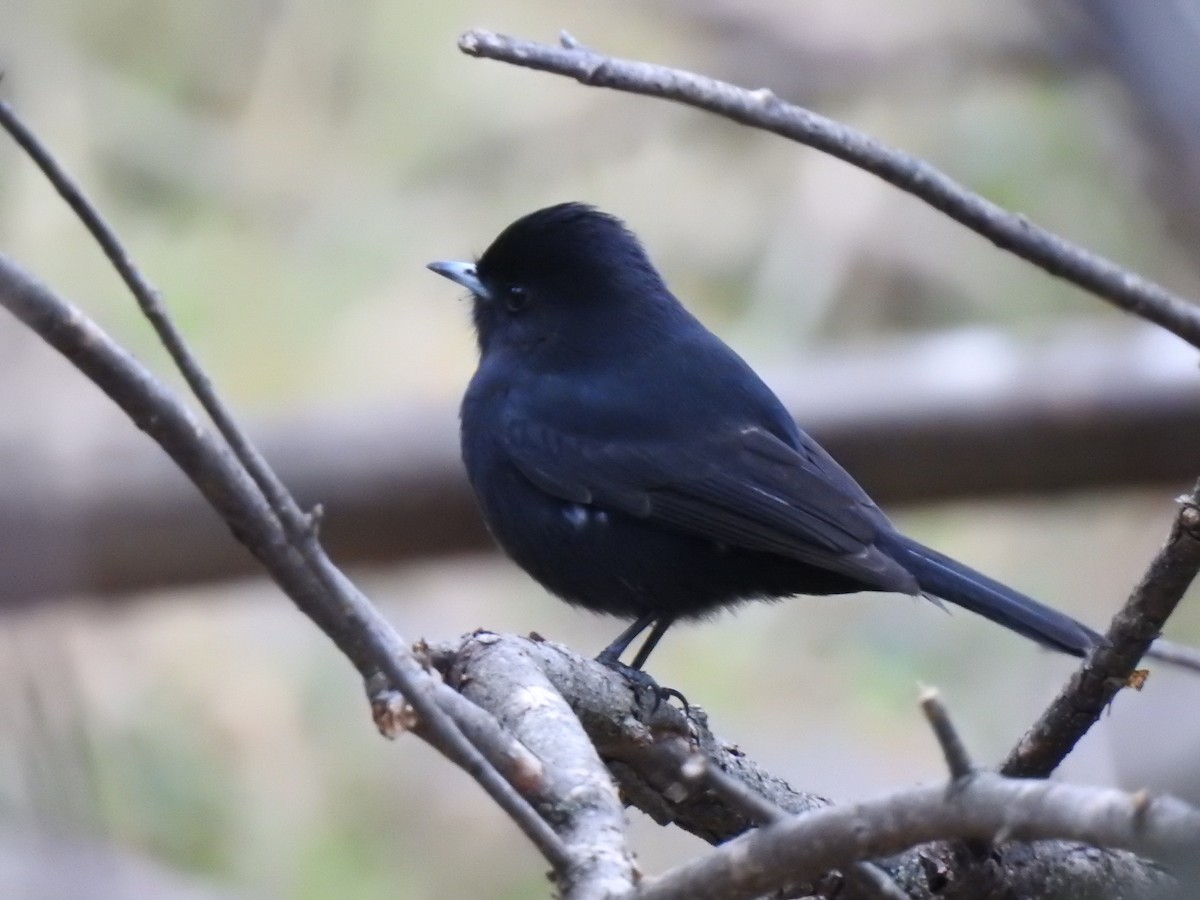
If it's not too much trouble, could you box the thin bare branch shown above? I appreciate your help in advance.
[636,773,1200,900]
[0,99,307,541]
[0,98,577,871]
[457,30,1200,350]
[1003,486,1200,778]
[0,253,571,872]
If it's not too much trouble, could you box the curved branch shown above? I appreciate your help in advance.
[637,772,1200,900]
[457,30,1200,350]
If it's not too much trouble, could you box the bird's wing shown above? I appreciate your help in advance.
[503,417,910,589]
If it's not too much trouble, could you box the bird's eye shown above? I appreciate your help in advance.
[504,285,528,312]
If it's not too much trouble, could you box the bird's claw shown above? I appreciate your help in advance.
[597,656,689,713]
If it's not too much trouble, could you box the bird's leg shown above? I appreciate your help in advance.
[630,615,676,671]
[596,611,657,667]
[596,613,687,711]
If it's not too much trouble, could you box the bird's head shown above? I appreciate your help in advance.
[428,203,677,360]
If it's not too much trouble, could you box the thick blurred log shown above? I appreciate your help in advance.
[1,324,1196,606]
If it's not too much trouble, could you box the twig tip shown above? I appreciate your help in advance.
[1179,501,1200,533]
[458,29,486,55]
[920,689,975,780]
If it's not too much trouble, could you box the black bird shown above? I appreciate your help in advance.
[428,203,1102,677]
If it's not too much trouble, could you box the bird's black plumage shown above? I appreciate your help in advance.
[428,203,1102,672]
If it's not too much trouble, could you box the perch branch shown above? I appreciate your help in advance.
[439,632,638,898]
[432,633,1194,899]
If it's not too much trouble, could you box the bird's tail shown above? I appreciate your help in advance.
[878,532,1103,656]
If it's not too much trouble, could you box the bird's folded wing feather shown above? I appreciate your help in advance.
[503,419,902,582]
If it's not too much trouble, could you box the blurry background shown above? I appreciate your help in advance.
[1,1,1200,897]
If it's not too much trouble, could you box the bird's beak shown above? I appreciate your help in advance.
[427,260,490,300]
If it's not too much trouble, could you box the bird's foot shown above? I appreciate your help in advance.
[596,654,689,713]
